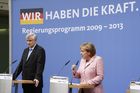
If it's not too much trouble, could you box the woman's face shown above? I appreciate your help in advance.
[80,48,90,60]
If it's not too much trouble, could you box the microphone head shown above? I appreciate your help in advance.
[65,60,70,66]
[76,60,79,66]
[12,60,17,64]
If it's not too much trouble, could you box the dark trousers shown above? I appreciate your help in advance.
[23,84,42,93]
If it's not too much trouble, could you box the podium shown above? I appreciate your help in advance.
[49,76,95,93]
[13,80,35,93]
[129,81,140,93]
[69,83,95,93]
[0,74,12,93]
[50,76,69,93]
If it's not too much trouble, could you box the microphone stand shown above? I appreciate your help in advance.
[69,76,73,93]
[57,60,70,76]
[69,87,72,93]
[69,60,79,93]
[4,60,17,73]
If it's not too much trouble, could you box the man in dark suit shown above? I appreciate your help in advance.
[13,33,46,93]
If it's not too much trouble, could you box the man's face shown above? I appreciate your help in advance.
[26,36,36,48]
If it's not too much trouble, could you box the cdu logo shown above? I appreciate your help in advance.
[20,8,43,25]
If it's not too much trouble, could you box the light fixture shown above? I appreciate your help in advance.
[0,28,7,33]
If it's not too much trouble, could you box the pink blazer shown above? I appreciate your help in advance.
[74,56,104,93]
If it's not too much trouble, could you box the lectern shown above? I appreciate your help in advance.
[69,83,95,93]
[49,76,95,93]
[129,81,140,93]
[50,76,69,93]
[0,74,12,93]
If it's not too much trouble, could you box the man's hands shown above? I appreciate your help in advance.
[34,79,39,87]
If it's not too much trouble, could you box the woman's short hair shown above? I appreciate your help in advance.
[80,42,96,57]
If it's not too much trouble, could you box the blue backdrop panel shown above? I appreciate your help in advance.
[11,0,140,93]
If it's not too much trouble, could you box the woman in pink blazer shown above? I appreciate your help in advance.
[72,42,104,93]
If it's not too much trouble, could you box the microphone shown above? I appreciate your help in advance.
[75,60,79,66]
[57,60,70,76]
[4,60,17,73]
[65,60,71,66]
[11,60,17,64]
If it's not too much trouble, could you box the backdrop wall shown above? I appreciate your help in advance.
[11,0,140,93]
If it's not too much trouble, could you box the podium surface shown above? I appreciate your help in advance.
[13,80,35,84]
[69,83,95,88]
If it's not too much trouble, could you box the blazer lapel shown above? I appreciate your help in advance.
[84,56,95,69]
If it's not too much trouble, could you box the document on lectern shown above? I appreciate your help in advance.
[50,76,69,93]
[0,74,12,93]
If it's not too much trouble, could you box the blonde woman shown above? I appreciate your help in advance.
[72,42,104,93]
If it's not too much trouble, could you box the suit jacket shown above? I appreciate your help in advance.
[13,44,46,87]
[74,56,104,93]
